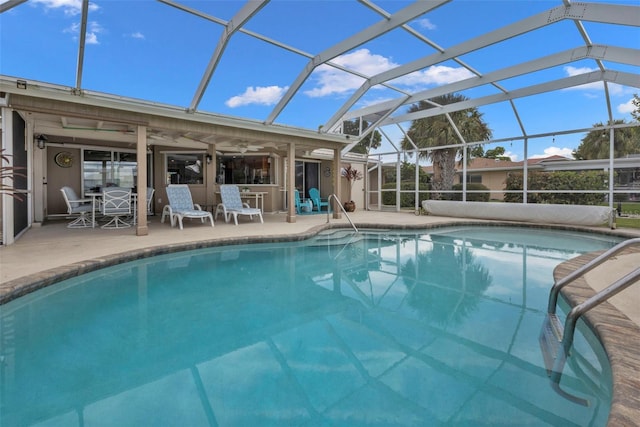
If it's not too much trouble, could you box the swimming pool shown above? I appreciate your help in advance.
[0,226,622,426]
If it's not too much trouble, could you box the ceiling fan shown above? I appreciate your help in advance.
[236,142,261,153]
[216,140,277,153]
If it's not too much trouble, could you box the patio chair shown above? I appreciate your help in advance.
[309,187,330,212]
[101,187,133,229]
[130,187,155,225]
[161,184,214,230]
[146,187,155,215]
[215,184,263,225]
[60,186,93,228]
[294,189,313,214]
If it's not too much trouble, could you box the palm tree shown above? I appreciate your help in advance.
[573,119,640,160]
[401,94,492,199]
[342,118,382,155]
[0,149,25,201]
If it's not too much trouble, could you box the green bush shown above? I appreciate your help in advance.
[382,182,431,207]
[504,171,608,205]
[449,183,490,201]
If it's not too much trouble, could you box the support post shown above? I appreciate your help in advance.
[136,125,148,236]
[333,146,342,219]
[287,142,296,223]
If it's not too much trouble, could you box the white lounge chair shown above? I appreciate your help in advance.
[161,184,214,230]
[60,186,93,228]
[215,184,264,225]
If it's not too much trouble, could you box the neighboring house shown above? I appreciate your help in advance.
[421,155,640,201]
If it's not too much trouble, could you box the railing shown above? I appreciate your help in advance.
[540,237,640,405]
[547,237,640,314]
[327,194,358,233]
[560,267,640,356]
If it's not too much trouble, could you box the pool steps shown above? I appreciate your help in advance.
[540,237,640,406]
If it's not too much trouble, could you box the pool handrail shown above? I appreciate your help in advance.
[327,194,358,233]
[547,237,640,314]
[541,237,640,406]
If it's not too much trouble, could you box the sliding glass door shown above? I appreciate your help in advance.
[83,150,139,192]
[294,160,319,198]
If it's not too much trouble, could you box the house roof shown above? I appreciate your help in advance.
[420,155,567,174]
[421,154,639,174]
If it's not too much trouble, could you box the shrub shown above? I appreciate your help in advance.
[381,182,431,207]
[504,171,608,205]
[450,183,490,201]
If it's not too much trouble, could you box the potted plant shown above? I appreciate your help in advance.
[341,164,363,212]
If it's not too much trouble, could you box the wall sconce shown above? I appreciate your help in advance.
[206,154,212,165]
[35,134,47,149]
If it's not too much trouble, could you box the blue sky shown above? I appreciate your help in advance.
[1,0,638,162]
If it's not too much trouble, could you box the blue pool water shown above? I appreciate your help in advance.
[0,226,622,426]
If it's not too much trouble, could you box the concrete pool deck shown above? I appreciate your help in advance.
[1,210,639,425]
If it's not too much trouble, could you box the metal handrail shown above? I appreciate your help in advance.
[543,237,640,400]
[559,268,640,357]
[548,237,640,314]
[327,194,358,233]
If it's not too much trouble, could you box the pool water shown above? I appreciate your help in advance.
[0,226,621,426]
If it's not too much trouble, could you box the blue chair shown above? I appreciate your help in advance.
[294,189,313,214]
[215,185,263,225]
[162,184,214,230]
[309,187,330,212]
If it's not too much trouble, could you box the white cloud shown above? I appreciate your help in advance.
[561,66,627,95]
[564,65,595,77]
[130,32,145,40]
[392,65,474,87]
[86,22,102,44]
[305,48,473,98]
[503,150,518,162]
[562,65,603,91]
[530,146,574,159]
[415,18,436,30]
[618,97,636,114]
[32,0,99,16]
[65,20,102,44]
[85,31,98,44]
[304,49,394,97]
[225,85,289,108]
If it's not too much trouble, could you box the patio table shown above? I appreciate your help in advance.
[85,191,137,228]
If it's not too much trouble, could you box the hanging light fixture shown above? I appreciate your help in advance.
[35,134,47,149]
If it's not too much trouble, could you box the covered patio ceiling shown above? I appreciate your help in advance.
[1,0,639,159]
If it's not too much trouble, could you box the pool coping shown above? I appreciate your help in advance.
[1,221,638,426]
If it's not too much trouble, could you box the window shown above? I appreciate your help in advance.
[166,153,205,185]
[83,150,137,191]
[217,155,273,185]
[466,174,482,184]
